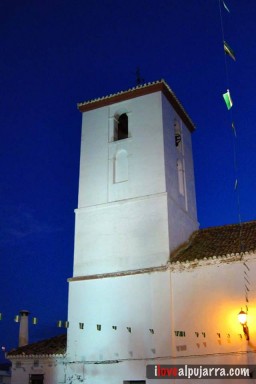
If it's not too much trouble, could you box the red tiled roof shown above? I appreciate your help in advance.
[77,79,195,132]
[7,334,66,357]
[171,221,256,262]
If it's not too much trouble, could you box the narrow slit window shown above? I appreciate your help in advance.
[174,119,182,152]
[177,159,185,196]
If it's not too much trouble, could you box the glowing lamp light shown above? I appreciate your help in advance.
[238,310,247,325]
[238,309,249,341]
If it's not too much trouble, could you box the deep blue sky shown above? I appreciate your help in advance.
[1,0,255,360]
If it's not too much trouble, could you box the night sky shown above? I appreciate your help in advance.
[1,0,256,361]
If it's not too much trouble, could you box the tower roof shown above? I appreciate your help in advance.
[171,220,256,262]
[77,79,195,132]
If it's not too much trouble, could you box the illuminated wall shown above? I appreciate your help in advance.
[73,88,198,277]
[171,254,256,361]
[66,83,200,383]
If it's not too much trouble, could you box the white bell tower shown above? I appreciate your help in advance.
[66,80,198,383]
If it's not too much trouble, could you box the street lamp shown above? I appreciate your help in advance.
[238,309,249,341]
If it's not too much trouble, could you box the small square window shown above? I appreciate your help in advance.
[123,381,146,384]
[34,360,39,367]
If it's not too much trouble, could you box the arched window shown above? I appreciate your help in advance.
[115,113,128,141]
[114,149,128,183]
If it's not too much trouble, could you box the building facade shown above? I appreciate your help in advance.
[7,81,256,383]
[65,80,256,383]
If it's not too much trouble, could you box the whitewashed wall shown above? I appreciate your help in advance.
[73,193,169,275]
[9,357,65,384]
[171,255,256,359]
[73,90,198,276]
[162,94,198,253]
[67,255,256,383]
[67,271,172,360]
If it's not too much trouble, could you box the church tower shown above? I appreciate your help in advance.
[67,80,198,383]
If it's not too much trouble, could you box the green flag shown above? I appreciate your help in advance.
[223,89,233,110]
[224,41,236,61]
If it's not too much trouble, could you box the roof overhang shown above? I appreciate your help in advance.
[77,80,195,133]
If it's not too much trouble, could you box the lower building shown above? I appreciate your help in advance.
[7,221,256,383]
[65,221,256,383]
[7,335,66,384]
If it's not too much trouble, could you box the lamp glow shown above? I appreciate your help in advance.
[238,309,249,341]
[238,310,247,325]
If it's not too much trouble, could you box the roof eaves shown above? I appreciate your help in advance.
[169,250,256,271]
[8,353,66,359]
[77,79,195,132]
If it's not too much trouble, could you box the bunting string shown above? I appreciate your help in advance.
[218,0,249,315]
